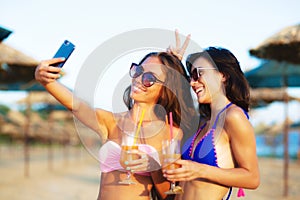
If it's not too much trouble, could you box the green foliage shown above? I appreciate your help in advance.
[0,134,13,143]
[0,104,10,115]
[37,109,49,120]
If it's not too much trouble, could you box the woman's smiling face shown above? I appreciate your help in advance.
[130,56,166,105]
[189,57,223,104]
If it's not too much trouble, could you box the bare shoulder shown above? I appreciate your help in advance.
[225,104,248,123]
[224,104,253,138]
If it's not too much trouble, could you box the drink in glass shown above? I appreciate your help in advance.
[162,138,184,194]
[119,133,139,184]
[162,153,181,170]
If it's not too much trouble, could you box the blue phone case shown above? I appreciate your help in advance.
[53,40,75,68]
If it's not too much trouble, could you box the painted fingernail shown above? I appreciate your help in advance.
[124,161,129,165]
[126,167,131,170]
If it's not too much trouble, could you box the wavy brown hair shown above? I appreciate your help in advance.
[186,47,250,121]
[123,52,198,135]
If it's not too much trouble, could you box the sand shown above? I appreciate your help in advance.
[0,144,299,200]
[0,145,99,200]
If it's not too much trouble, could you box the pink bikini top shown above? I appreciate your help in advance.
[99,140,160,175]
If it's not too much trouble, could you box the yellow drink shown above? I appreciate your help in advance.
[163,153,181,170]
[120,145,139,168]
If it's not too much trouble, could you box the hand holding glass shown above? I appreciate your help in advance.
[119,133,139,185]
[162,138,184,194]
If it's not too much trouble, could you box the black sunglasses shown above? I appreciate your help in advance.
[129,63,164,87]
[190,67,215,82]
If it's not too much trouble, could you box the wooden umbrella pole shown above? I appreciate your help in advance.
[47,104,53,171]
[24,92,31,177]
[283,89,289,197]
[282,72,289,197]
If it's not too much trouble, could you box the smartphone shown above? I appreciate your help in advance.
[53,40,75,68]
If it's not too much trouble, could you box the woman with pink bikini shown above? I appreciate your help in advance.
[35,42,197,199]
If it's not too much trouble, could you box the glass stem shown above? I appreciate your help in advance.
[171,182,176,190]
[127,171,131,179]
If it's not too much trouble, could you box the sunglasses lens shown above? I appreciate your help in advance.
[130,64,143,78]
[142,73,156,87]
[191,68,199,81]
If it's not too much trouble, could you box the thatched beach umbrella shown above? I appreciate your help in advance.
[1,123,20,138]
[17,91,70,171]
[0,27,12,41]
[7,110,27,126]
[0,42,38,67]
[246,60,300,88]
[250,88,300,107]
[0,26,42,90]
[248,23,300,197]
[0,26,43,177]
[1,110,25,140]
[250,24,300,64]
[0,43,42,90]
[17,91,60,105]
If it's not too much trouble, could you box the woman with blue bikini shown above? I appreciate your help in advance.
[163,47,260,200]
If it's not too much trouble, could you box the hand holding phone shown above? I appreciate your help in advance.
[53,40,75,68]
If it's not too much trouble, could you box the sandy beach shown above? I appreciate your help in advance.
[0,144,299,200]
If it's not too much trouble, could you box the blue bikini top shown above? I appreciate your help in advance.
[181,103,249,200]
[182,103,234,167]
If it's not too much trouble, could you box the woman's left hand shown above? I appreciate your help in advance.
[162,159,205,182]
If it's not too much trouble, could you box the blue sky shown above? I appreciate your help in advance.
[1,0,300,125]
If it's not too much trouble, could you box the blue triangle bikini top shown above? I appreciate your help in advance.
[182,102,234,166]
[181,102,249,200]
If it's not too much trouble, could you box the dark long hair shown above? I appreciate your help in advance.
[123,52,198,135]
[186,47,250,120]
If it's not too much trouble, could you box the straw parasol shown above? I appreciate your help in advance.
[0,27,12,42]
[1,123,20,138]
[245,60,300,88]
[17,91,78,170]
[0,42,39,67]
[0,26,41,90]
[250,88,300,107]
[17,91,60,105]
[0,43,42,90]
[0,26,42,176]
[248,23,300,197]
[250,24,300,64]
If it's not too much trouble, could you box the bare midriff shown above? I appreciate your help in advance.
[98,170,153,200]
[175,181,230,200]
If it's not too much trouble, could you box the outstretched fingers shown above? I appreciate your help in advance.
[168,29,191,60]
[179,33,191,56]
[175,29,181,50]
